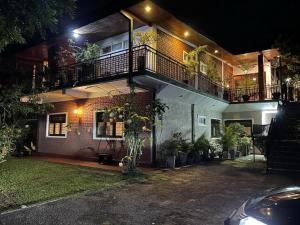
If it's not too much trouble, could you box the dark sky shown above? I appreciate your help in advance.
[73,0,300,54]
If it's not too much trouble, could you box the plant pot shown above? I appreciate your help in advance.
[194,152,203,164]
[272,92,281,100]
[217,152,223,159]
[223,90,229,100]
[223,150,229,159]
[187,155,194,165]
[242,95,250,102]
[137,56,146,71]
[229,150,235,159]
[166,156,176,169]
[178,152,188,166]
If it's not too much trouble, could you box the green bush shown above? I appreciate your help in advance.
[218,123,245,153]
[193,135,210,159]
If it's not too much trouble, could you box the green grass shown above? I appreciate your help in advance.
[221,159,266,171]
[0,158,123,211]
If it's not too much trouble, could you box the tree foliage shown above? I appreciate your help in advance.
[0,0,77,52]
[0,86,52,162]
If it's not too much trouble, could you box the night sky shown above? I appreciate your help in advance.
[73,0,300,54]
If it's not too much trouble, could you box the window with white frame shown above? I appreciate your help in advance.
[211,119,221,138]
[183,51,189,62]
[46,113,67,137]
[94,111,124,139]
[197,115,206,126]
[200,61,207,74]
[101,40,129,55]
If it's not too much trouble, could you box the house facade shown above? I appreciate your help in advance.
[15,1,284,164]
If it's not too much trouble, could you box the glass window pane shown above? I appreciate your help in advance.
[102,46,111,54]
[112,42,122,52]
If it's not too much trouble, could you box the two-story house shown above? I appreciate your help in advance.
[14,0,282,165]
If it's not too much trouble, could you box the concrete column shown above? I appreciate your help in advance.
[258,53,265,100]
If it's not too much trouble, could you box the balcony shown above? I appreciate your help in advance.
[36,45,225,100]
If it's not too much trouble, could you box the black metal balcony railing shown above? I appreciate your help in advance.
[36,45,225,100]
[228,85,281,102]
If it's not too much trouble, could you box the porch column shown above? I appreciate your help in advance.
[258,53,265,100]
[120,11,133,84]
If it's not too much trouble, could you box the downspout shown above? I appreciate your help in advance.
[151,90,157,167]
[120,10,133,84]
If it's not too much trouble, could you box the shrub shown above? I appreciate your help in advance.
[193,135,210,160]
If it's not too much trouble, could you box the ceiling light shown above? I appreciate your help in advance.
[214,49,219,54]
[145,5,151,12]
[72,30,80,38]
[184,31,189,37]
[253,77,257,81]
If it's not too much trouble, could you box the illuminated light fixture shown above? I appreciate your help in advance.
[253,77,257,81]
[145,5,151,12]
[72,30,80,38]
[184,31,189,37]
[73,108,83,116]
[286,77,291,82]
[214,49,219,54]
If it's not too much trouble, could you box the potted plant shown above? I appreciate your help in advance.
[193,135,210,162]
[210,141,223,159]
[219,123,245,159]
[239,136,253,156]
[160,139,178,169]
[237,62,256,102]
[272,92,281,100]
[238,77,256,102]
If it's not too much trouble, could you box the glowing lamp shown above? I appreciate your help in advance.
[73,108,83,117]
[72,30,80,39]
[184,31,189,37]
[214,49,219,54]
[145,5,151,12]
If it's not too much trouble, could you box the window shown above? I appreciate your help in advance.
[183,51,189,62]
[46,113,67,138]
[102,46,112,55]
[197,115,206,126]
[94,111,124,139]
[211,119,221,138]
[200,61,207,74]
[112,42,122,52]
[123,40,129,49]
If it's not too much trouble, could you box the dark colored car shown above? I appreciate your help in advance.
[224,186,300,225]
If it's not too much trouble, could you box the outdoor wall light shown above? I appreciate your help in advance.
[73,108,83,117]
[145,5,151,13]
[72,30,80,39]
[184,31,189,37]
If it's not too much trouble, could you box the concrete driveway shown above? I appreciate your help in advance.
[0,163,298,225]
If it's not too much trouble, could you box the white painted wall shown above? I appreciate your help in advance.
[155,84,228,155]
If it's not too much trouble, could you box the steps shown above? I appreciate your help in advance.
[267,102,300,172]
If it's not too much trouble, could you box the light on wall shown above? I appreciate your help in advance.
[73,108,83,117]
[214,49,219,54]
[72,29,80,39]
[184,31,189,37]
[145,5,151,13]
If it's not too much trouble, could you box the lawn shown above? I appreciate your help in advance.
[0,157,123,211]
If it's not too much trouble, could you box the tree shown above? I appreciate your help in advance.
[0,86,52,162]
[103,85,168,174]
[0,0,77,52]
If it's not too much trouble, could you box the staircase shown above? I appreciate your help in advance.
[267,102,300,172]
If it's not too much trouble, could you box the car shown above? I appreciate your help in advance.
[224,185,300,225]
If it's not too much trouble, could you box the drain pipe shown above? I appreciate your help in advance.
[120,10,133,84]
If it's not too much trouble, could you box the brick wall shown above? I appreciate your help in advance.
[157,29,193,63]
[37,91,153,164]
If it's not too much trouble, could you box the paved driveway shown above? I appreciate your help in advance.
[0,163,298,225]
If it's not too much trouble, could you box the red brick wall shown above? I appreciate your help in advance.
[37,91,153,164]
[157,29,193,63]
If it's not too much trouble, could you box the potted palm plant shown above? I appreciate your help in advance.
[239,77,256,102]
[237,62,256,102]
